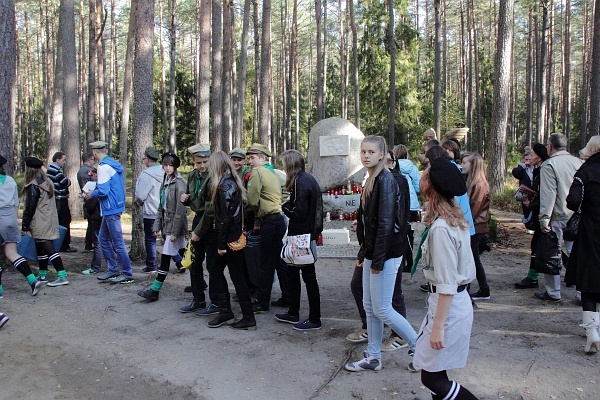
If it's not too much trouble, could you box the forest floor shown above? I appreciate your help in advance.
[0,209,598,400]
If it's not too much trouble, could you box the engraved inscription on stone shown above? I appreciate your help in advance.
[320,135,350,156]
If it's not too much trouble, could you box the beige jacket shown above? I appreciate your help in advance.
[539,150,583,229]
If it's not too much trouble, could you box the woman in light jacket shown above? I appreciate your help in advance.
[411,157,478,400]
[22,156,69,287]
[138,153,188,301]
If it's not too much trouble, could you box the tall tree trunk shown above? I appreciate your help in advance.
[234,0,251,148]
[339,0,346,120]
[49,13,64,161]
[488,0,514,195]
[0,0,17,173]
[315,0,324,122]
[169,0,177,152]
[61,0,83,218]
[119,0,136,164]
[87,0,97,144]
[293,0,299,148]
[322,0,328,119]
[252,0,260,143]
[348,0,359,129]
[537,0,549,144]
[589,0,600,137]
[96,0,107,142]
[211,0,223,150]
[526,6,534,145]
[433,0,442,135]
[222,0,233,151]
[562,0,571,143]
[159,1,169,149]
[130,0,155,260]
[197,0,211,144]
[79,0,87,147]
[40,0,52,149]
[109,0,116,149]
[581,0,593,146]
[387,0,396,146]
[258,0,272,147]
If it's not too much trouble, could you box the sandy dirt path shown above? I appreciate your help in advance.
[0,210,597,400]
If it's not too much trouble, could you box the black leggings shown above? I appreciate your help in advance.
[421,370,478,400]
[582,292,600,312]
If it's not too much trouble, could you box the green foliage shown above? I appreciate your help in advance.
[487,214,498,243]
[491,182,522,214]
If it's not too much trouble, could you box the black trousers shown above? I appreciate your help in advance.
[212,249,252,304]
[56,198,72,250]
[287,263,321,323]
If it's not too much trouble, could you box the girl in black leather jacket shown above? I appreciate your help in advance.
[345,136,417,373]
[205,151,256,331]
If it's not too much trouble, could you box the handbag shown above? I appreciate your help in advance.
[227,203,247,251]
[514,185,537,203]
[281,233,317,265]
[563,177,583,242]
[180,240,194,269]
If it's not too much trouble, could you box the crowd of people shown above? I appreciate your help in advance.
[0,131,599,399]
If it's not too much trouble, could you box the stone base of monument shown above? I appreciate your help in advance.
[322,228,350,245]
[322,194,360,215]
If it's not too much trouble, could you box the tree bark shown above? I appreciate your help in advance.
[562,0,571,143]
[169,0,177,152]
[96,0,107,142]
[211,0,223,150]
[433,0,442,135]
[488,0,514,195]
[61,0,83,218]
[197,0,211,144]
[537,0,549,144]
[315,0,324,122]
[258,0,272,147]
[159,1,169,149]
[48,14,64,162]
[0,0,17,174]
[130,0,155,260]
[387,0,396,146]
[87,0,97,145]
[234,0,251,148]
[589,0,600,137]
[222,0,233,151]
[119,0,136,165]
[348,0,359,129]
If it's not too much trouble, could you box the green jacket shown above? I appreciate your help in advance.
[247,165,282,222]
[193,175,214,238]
[184,169,209,215]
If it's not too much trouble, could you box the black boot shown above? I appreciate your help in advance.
[138,288,159,301]
[231,302,257,330]
[208,293,235,328]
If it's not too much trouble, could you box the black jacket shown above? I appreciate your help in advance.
[391,167,411,245]
[282,171,323,240]
[512,164,534,189]
[213,173,243,251]
[357,169,403,270]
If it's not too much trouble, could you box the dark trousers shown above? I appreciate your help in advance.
[256,214,287,307]
[287,263,321,323]
[351,263,406,330]
[84,219,94,250]
[190,228,218,305]
[56,198,71,250]
[89,218,102,271]
[471,233,489,290]
[143,218,157,269]
[212,249,252,304]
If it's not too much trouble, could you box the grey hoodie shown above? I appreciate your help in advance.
[135,164,164,219]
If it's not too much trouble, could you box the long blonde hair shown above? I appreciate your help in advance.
[23,166,54,198]
[208,150,246,204]
[281,149,304,192]
[464,153,489,196]
[420,168,468,229]
[361,135,387,207]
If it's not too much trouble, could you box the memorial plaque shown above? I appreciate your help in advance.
[319,135,350,156]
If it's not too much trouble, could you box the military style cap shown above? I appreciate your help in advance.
[188,143,211,157]
[24,156,44,169]
[89,141,108,150]
[229,147,247,159]
[247,143,272,157]
[144,147,160,161]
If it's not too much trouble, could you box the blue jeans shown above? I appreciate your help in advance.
[143,218,157,269]
[99,213,132,276]
[363,257,417,359]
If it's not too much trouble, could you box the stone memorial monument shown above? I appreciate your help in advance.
[307,117,366,215]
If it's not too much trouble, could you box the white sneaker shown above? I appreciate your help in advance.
[47,277,69,287]
[346,328,368,343]
[345,356,382,372]
[381,336,408,352]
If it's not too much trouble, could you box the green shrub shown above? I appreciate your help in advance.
[487,215,498,242]
[491,180,522,213]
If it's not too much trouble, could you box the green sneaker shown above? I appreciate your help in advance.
[47,277,69,287]
[35,274,48,282]
[82,268,100,275]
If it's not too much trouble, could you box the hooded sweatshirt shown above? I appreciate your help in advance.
[396,159,421,211]
[91,156,127,216]
[134,164,164,219]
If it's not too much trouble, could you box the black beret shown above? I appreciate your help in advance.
[532,143,549,162]
[161,152,181,169]
[24,156,44,169]
[429,158,467,199]
[0,155,7,167]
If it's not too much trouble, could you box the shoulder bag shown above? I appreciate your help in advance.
[227,202,247,251]
[563,177,583,242]
[280,178,317,266]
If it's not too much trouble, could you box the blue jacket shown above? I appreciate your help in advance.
[396,159,421,211]
[91,156,126,216]
[450,160,475,235]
